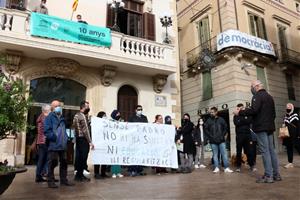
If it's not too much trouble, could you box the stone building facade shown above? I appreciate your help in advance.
[0,0,181,166]
[177,0,300,154]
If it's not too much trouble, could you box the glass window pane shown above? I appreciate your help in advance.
[30,77,86,106]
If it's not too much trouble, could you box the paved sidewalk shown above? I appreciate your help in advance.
[1,154,300,200]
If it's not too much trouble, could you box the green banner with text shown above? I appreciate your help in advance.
[30,12,112,47]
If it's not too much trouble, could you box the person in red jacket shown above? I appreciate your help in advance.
[35,104,51,182]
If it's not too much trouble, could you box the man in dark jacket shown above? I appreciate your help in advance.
[205,107,233,173]
[128,105,148,176]
[233,103,255,172]
[44,100,74,188]
[235,80,281,183]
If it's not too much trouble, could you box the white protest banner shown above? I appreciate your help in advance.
[91,117,178,168]
[217,29,275,56]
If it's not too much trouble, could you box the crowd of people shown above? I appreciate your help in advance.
[32,80,300,188]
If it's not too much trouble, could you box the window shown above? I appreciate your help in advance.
[248,13,267,40]
[277,25,288,56]
[198,17,210,48]
[0,0,25,10]
[296,2,300,13]
[202,71,212,100]
[107,0,156,40]
[256,66,268,90]
[286,74,296,100]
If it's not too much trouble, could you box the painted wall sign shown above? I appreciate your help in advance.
[30,13,112,47]
[217,29,275,56]
[91,117,178,168]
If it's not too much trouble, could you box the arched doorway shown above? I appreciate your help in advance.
[117,85,138,121]
[26,77,86,165]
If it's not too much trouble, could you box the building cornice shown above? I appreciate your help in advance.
[272,14,291,26]
[242,0,265,14]
[261,0,300,19]
[190,4,212,22]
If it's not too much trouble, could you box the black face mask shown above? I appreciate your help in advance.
[251,87,257,95]
[286,109,292,114]
[84,108,90,114]
[115,115,121,120]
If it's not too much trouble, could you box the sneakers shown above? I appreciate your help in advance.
[199,164,206,169]
[48,182,58,188]
[224,168,233,173]
[194,165,199,169]
[235,168,241,173]
[284,163,294,169]
[250,166,257,172]
[256,176,274,183]
[273,174,282,181]
[213,167,220,173]
[112,174,117,178]
[117,173,124,178]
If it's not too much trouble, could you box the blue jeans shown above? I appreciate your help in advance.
[36,144,48,179]
[256,132,279,178]
[211,143,229,169]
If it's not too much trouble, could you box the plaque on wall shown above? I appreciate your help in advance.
[155,95,167,107]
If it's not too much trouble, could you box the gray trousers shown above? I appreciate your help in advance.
[195,145,205,165]
[179,152,193,170]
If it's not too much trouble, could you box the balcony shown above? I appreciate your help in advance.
[0,8,177,75]
[276,47,300,67]
[186,36,217,70]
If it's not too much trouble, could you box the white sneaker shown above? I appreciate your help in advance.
[224,168,233,173]
[199,164,206,169]
[112,174,117,178]
[83,169,90,175]
[194,165,199,169]
[284,163,294,169]
[117,173,124,178]
[74,170,77,175]
[213,167,220,173]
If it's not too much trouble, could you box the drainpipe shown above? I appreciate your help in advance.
[217,0,222,32]
[234,0,239,30]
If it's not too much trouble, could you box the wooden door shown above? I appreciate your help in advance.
[118,85,138,122]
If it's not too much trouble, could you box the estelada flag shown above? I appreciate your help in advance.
[72,0,79,11]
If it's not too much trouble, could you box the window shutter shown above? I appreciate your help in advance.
[143,12,155,41]
[248,14,256,36]
[202,17,210,48]
[256,66,268,90]
[106,4,114,28]
[202,71,213,100]
[257,17,267,40]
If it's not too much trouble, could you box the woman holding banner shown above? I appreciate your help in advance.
[178,113,195,173]
[110,110,124,178]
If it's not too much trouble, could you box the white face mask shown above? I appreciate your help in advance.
[137,111,142,116]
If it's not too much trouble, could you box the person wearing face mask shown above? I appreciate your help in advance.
[33,0,48,15]
[110,110,124,178]
[205,107,233,174]
[73,101,94,182]
[234,80,281,183]
[44,100,74,188]
[282,103,300,169]
[177,113,195,173]
[128,105,148,176]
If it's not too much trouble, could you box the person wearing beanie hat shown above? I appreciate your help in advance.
[110,109,123,178]
[165,115,172,125]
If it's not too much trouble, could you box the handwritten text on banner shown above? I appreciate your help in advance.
[91,117,178,168]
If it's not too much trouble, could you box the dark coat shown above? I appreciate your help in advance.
[239,89,276,133]
[204,116,227,144]
[178,121,195,154]
[44,112,68,151]
[128,114,148,123]
[283,112,300,146]
[233,115,252,135]
[192,126,208,146]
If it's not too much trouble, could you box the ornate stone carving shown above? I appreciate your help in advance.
[47,57,80,77]
[101,65,117,87]
[153,74,168,93]
[4,50,23,74]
